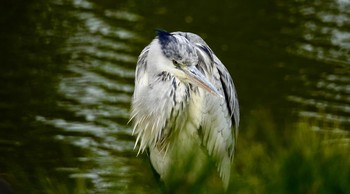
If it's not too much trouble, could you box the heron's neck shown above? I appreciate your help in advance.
[160,77,203,143]
[131,73,203,154]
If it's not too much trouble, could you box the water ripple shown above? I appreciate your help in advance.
[281,0,350,130]
[37,0,154,192]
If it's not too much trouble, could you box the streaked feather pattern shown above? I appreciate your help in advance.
[130,30,239,190]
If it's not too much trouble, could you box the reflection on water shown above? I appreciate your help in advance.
[35,0,158,193]
[0,0,349,193]
[0,0,157,193]
[280,0,350,131]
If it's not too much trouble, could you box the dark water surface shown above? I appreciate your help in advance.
[0,0,349,193]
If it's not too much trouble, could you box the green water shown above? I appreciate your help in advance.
[0,0,349,193]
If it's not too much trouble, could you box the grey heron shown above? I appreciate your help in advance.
[130,30,239,192]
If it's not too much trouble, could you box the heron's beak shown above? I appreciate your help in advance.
[182,66,223,98]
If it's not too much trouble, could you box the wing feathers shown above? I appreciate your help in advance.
[186,35,239,189]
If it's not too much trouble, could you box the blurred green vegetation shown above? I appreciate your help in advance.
[163,109,350,194]
[229,109,350,194]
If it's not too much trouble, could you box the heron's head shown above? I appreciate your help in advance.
[156,30,222,97]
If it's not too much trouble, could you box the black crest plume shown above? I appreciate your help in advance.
[156,29,180,58]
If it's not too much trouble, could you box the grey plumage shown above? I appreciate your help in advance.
[130,30,239,190]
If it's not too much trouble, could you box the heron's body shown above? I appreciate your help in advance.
[130,30,239,191]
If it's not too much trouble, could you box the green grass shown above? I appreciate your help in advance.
[228,110,350,194]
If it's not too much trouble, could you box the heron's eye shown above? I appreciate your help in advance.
[172,60,180,67]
